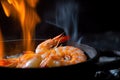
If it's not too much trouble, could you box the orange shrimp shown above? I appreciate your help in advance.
[0,58,19,68]
[16,51,42,68]
[0,51,39,68]
[35,34,87,67]
[35,33,70,59]
[40,46,87,67]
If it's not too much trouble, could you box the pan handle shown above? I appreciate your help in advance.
[95,50,120,71]
[96,59,120,71]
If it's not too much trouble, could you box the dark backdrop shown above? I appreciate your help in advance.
[0,0,120,51]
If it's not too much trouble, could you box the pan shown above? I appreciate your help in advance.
[1,21,120,79]
[1,39,120,80]
[0,39,98,80]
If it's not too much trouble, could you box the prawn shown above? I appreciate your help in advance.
[16,51,42,68]
[35,34,87,67]
[0,51,42,68]
[40,46,87,67]
[35,34,69,58]
[0,58,19,68]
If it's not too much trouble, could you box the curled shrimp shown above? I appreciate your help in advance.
[35,34,87,67]
[35,34,70,58]
[16,51,42,68]
[40,46,87,67]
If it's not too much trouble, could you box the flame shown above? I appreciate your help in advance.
[1,0,40,51]
[0,29,4,59]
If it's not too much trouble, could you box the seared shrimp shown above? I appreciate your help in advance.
[0,58,18,67]
[35,34,70,59]
[35,34,87,67]
[40,46,87,67]
[17,51,42,68]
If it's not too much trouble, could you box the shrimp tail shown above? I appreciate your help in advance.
[53,33,70,43]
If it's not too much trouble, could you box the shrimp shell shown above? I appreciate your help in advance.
[0,58,18,67]
[40,46,87,67]
[17,51,42,68]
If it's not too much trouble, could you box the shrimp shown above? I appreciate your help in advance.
[40,46,87,67]
[16,51,42,68]
[35,33,70,59]
[0,58,19,68]
[35,34,87,67]
[0,51,42,68]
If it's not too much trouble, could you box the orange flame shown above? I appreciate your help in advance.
[0,29,4,59]
[1,0,40,51]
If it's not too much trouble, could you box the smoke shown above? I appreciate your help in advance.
[55,0,82,43]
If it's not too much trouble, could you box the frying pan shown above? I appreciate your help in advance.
[1,20,120,80]
[0,39,98,80]
[0,22,119,80]
[0,39,120,80]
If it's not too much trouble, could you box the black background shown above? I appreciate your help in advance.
[0,0,120,40]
